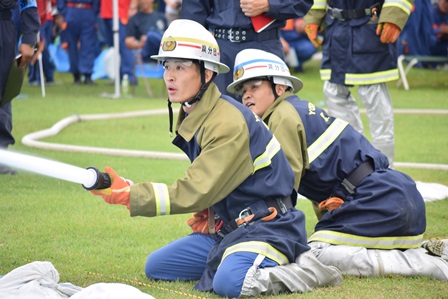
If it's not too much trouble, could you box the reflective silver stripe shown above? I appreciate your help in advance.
[220,241,289,267]
[151,182,170,215]
[307,118,348,164]
[309,230,424,249]
[383,0,412,14]
[345,69,399,85]
[253,136,281,173]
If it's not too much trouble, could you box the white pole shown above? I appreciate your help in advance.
[38,54,45,97]
[112,0,120,97]
[37,32,46,97]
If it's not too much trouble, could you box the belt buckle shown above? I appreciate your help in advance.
[227,29,241,43]
[330,8,344,21]
[77,3,83,8]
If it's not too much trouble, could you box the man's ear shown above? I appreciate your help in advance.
[275,84,287,96]
[205,69,214,84]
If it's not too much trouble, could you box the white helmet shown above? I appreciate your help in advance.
[226,49,303,94]
[151,19,229,74]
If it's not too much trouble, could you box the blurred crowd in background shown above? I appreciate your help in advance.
[12,0,448,87]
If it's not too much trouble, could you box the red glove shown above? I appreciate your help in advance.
[187,209,210,234]
[304,24,323,47]
[376,22,401,43]
[187,209,224,234]
[90,166,131,209]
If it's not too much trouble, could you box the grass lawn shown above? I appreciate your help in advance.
[1,59,447,298]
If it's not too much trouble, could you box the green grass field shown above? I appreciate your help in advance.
[1,59,447,298]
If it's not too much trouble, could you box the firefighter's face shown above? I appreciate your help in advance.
[240,79,276,117]
[163,59,202,104]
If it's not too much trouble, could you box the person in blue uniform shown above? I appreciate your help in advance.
[0,0,40,174]
[180,0,314,96]
[225,49,448,292]
[430,0,448,57]
[100,0,137,85]
[304,0,414,168]
[28,0,56,86]
[56,0,100,84]
[87,20,342,297]
[396,0,434,65]
[124,0,167,63]
[280,18,317,73]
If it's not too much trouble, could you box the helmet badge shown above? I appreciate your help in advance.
[162,37,177,52]
[234,67,244,80]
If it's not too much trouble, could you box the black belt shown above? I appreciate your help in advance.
[212,27,279,43]
[341,159,374,194]
[266,196,293,214]
[217,196,293,237]
[327,3,380,21]
[0,10,12,21]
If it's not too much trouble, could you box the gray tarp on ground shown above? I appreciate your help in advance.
[0,261,155,299]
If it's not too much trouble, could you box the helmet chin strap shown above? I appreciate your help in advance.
[268,77,279,99]
[167,63,217,135]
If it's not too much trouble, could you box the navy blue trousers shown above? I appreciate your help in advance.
[145,233,277,298]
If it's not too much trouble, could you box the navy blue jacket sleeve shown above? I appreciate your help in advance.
[18,0,40,46]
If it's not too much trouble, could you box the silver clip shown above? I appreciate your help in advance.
[238,208,252,220]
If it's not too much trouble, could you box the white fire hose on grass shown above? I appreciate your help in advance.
[21,109,188,161]
[20,109,447,170]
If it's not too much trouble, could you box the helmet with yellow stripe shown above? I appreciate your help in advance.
[151,19,229,74]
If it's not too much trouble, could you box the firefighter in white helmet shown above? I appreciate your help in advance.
[87,20,342,297]
[225,48,448,295]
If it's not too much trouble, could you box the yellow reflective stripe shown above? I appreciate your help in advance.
[151,182,170,216]
[309,230,424,249]
[253,136,281,174]
[220,241,289,266]
[345,69,399,85]
[383,0,412,14]
[311,1,327,9]
[320,69,331,81]
[307,118,348,164]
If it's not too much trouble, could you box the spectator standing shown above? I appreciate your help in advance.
[124,0,167,63]
[56,0,100,84]
[180,0,313,96]
[0,0,40,174]
[280,18,317,73]
[431,0,448,57]
[100,0,137,85]
[304,0,414,167]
